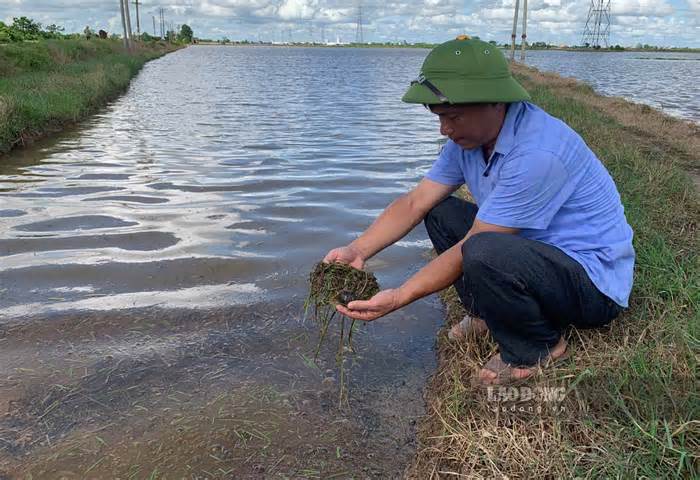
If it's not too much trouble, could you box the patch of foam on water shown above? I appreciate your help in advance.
[0,283,263,320]
[51,286,97,293]
[395,239,433,249]
[227,228,268,235]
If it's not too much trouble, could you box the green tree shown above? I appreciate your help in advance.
[0,22,10,43]
[40,25,63,39]
[12,16,42,39]
[178,24,193,43]
[45,24,64,34]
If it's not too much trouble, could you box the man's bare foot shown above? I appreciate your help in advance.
[478,337,568,385]
[448,315,489,341]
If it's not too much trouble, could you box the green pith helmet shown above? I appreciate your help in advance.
[402,35,530,105]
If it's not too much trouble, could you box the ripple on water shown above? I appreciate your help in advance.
[73,173,132,180]
[13,215,138,232]
[6,186,125,197]
[0,231,179,256]
[0,209,26,217]
[81,195,170,204]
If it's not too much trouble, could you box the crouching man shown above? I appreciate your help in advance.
[323,37,634,385]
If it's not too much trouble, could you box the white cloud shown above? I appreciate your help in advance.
[612,0,674,16]
[278,0,319,20]
[1,0,697,46]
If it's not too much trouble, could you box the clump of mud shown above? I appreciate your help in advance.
[305,262,380,405]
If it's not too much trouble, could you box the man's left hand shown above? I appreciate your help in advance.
[335,289,402,322]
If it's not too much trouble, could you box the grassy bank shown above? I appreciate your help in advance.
[0,39,180,154]
[408,65,699,478]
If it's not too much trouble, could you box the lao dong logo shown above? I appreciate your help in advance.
[487,386,567,403]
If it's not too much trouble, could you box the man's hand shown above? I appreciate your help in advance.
[323,245,365,270]
[335,289,402,322]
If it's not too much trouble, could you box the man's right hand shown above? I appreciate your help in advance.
[323,245,365,270]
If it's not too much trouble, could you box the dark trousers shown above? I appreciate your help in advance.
[424,196,622,366]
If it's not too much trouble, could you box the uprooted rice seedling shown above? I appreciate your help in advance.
[304,261,380,405]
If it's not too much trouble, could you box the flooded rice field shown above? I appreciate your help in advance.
[522,49,700,123]
[0,46,445,478]
[4,44,695,479]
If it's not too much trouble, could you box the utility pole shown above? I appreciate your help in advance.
[152,15,156,36]
[510,0,528,61]
[119,0,130,49]
[132,0,141,36]
[520,0,528,61]
[510,0,520,60]
[124,0,133,41]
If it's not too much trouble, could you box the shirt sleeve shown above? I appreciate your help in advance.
[423,141,464,186]
[476,150,572,230]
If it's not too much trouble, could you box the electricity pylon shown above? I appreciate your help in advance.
[355,3,364,44]
[582,0,611,48]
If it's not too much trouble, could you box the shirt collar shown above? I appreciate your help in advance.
[491,101,525,158]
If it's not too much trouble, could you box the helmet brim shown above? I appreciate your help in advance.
[401,76,530,104]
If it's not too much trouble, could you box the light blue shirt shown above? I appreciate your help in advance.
[425,101,634,307]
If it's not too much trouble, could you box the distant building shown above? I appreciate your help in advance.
[325,35,348,46]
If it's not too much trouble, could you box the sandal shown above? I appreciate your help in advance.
[476,337,570,385]
[448,314,489,341]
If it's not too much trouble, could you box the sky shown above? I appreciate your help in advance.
[2,0,699,47]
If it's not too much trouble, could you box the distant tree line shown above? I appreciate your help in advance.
[0,17,69,42]
[0,16,195,45]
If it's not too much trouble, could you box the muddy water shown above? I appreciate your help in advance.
[0,46,448,478]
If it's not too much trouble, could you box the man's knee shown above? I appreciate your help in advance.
[423,196,464,230]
